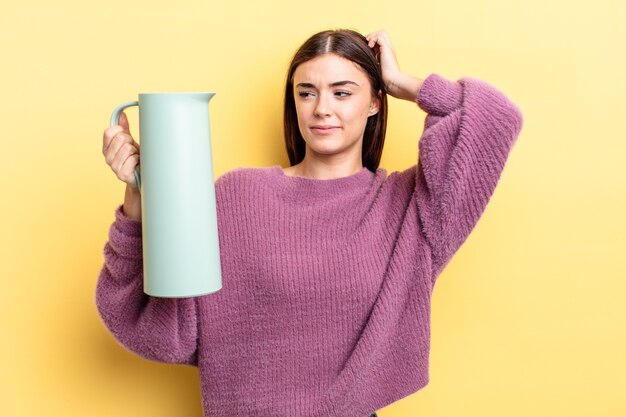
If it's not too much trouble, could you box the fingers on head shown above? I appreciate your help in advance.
[366,31,388,48]
[365,29,385,39]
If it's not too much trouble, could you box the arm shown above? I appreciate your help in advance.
[95,205,198,365]
[414,73,523,280]
[366,30,524,281]
[365,30,424,101]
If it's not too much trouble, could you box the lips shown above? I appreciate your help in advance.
[310,125,339,135]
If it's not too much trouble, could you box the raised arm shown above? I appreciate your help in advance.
[366,30,524,282]
[365,30,424,101]
[95,205,199,365]
[414,73,523,281]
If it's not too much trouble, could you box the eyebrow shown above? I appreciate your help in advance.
[295,80,360,88]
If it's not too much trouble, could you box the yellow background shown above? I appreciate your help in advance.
[1,0,625,416]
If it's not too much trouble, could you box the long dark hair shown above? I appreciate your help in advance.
[283,29,388,172]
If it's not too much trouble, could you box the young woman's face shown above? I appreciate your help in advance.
[292,53,379,163]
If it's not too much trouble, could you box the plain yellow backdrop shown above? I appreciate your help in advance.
[1,0,625,416]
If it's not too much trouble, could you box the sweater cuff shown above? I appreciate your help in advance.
[108,204,143,259]
[416,73,463,116]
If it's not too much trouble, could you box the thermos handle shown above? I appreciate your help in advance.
[110,101,142,189]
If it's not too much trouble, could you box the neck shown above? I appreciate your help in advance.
[287,155,364,180]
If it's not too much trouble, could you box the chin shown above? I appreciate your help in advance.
[304,137,361,157]
[307,144,346,156]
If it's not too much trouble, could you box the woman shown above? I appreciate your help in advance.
[98,29,523,417]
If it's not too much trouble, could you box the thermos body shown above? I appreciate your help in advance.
[110,93,222,298]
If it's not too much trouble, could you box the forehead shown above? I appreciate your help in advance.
[293,53,369,84]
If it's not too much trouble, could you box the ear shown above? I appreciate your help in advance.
[368,90,382,117]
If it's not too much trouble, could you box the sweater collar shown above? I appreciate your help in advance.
[268,165,376,202]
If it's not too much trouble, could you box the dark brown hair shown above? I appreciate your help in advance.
[283,29,388,172]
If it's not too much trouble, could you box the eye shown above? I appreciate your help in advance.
[298,91,314,98]
[335,90,352,98]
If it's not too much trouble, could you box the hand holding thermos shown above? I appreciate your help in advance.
[102,111,140,189]
[102,111,142,221]
[102,92,222,298]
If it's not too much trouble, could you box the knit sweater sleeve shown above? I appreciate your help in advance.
[95,205,198,366]
[414,73,523,280]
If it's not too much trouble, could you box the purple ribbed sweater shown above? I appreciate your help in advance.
[96,73,523,417]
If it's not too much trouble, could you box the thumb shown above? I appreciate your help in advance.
[118,111,130,132]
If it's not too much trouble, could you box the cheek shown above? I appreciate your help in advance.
[293,104,305,127]
[342,104,371,129]
[294,101,309,122]
[294,103,310,139]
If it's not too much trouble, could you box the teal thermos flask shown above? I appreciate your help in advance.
[110,92,222,298]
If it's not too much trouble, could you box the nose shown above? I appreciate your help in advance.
[314,93,331,117]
